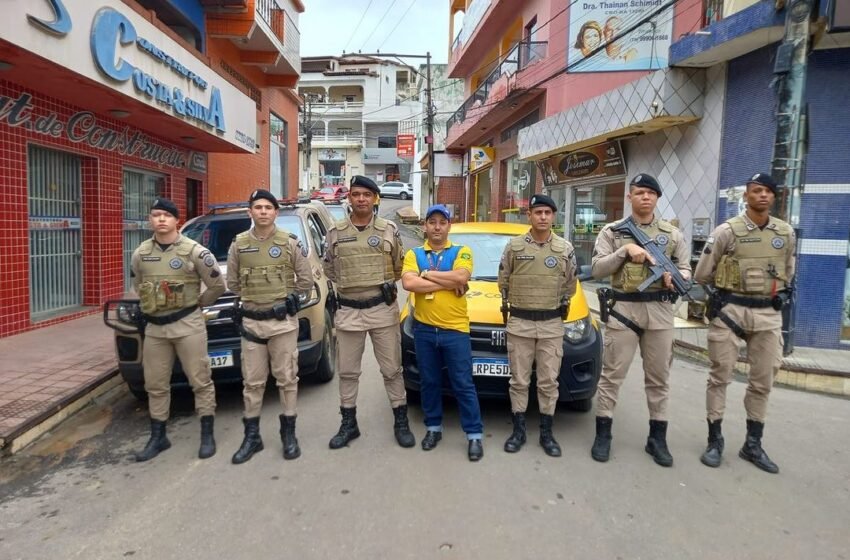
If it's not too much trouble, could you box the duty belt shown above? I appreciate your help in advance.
[610,291,678,303]
[337,294,385,309]
[510,308,562,321]
[241,307,280,320]
[720,292,774,309]
[143,305,198,325]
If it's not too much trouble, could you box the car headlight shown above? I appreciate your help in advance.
[117,302,139,325]
[298,283,321,309]
[564,316,590,344]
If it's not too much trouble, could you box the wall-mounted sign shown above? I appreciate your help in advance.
[433,153,463,177]
[29,216,83,230]
[537,141,626,187]
[188,151,208,174]
[319,148,346,161]
[469,146,495,173]
[1,92,189,169]
[568,2,673,72]
[2,0,256,152]
[397,134,415,157]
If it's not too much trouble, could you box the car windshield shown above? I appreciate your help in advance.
[181,214,305,261]
[326,205,348,221]
[449,233,512,281]
[319,187,334,194]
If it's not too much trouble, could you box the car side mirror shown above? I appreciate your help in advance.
[577,264,593,282]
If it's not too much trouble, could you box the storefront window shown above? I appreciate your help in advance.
[270,113,287,198]
[504,156,535,224]
[569,182,625,270]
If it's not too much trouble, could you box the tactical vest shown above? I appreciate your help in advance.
[507,234,567,310]
[235,229,296,304]
[136,237,201,315]
[333,217,395,289]
[611,219,676,292]
[714,215,792,295]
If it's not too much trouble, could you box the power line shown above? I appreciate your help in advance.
[359,0,400,52]
[377,0,419,51]
[343,0,375,53]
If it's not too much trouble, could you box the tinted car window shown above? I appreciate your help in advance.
[450,233,511,280]
[182,217,250,261]
[326,205,348,222]
[275,215,307,247]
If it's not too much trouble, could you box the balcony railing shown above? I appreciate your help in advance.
[256,0,283,41]
[303,132,365,144]
[446,41,547,137]
[308,101,365,113]
[452,0,492,55]
[282,8,301,70]
[702,0,724,27]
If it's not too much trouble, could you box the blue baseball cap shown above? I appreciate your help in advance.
[425,204,451,221]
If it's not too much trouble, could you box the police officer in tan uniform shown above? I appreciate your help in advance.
[498,194,577,457]
[226,189,314,464]
[131,198,226,462]
[322,175,415,449]
[694,173,795,474]
[590,174,691,467]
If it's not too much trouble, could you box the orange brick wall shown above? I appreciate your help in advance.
[436,176,466,222]
[204,39,301,206]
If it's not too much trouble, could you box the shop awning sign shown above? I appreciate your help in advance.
[537,141,626,187]
[469,146,495,173]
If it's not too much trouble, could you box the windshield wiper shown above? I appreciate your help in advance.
[471,275,498,281]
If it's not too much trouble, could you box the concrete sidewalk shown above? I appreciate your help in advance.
[582,286,850,397]
[0,312,119,454]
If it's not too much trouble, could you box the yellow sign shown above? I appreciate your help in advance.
[469,146,495,173]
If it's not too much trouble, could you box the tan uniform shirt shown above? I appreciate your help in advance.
[498,232,578,338]
[131,235,226,338]
[592,217,692,330]
[226,226,315,338]
[323,216,404,331]
[694,213,797,329]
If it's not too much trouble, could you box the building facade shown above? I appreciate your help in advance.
[0,0,300,338]
[297,54,422,191]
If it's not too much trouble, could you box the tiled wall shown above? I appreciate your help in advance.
[721,46,850,348]
[0,80,204,338]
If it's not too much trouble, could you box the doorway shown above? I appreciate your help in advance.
[123,169,166,292]
[473,168,492,222]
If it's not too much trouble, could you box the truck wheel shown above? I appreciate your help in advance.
[565,398,593,412]
[129,385,148,401]
[312,310,335,383]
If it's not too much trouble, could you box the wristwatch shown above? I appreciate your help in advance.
[421,269,429,279]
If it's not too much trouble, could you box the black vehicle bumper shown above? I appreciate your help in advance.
[400,318,602,403]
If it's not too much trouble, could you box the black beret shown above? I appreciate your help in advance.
[747,172,778,195]
[350,175,379,194]
[529,194,557,212]
[630,173,662,197]
[151,198,178,218]
[248,188,279,209]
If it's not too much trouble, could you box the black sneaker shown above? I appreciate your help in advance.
[468,439,483,462]
[421,430,442,451]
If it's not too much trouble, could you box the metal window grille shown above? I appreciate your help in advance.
[123,170,165,292]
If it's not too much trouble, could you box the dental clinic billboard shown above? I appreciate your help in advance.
[568,0,673,72]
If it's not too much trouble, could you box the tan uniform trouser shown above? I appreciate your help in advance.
[336,326,406,408]
[596,326,674,420]
[143,332,216,421]
[507,334,563,415]
[707,321,781,423]
[241,329,299,418]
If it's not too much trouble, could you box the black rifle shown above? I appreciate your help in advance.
[500,289,509,325]
[611,216,693,300]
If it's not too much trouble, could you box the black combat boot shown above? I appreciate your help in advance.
[700,419,724,468]
[590,416,612,462]
[503,412,527,453]
[231,417,263,464]
[329,407,360,449]
[279,414,301,460]
[539,414,562,457]
[135,419,171,462]
[198,415,216,459]
[645,419,674,467]
[392,405,416,448]
[739,419,779,474]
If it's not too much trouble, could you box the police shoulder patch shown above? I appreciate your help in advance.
[203,254,216,267]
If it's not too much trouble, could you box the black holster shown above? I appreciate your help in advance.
[596,288,611,323]
[380,282,398,305]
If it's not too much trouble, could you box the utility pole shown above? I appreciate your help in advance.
[301,94,314,195]
[770,0,815,355]
[348,51,435,207]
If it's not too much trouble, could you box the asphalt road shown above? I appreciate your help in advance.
[1,199,848,559]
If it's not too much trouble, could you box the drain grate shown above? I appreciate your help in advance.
[0,399,52,419]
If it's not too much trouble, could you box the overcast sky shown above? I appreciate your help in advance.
[299,0,451,64]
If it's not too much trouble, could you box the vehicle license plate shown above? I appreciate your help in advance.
[472,358,510,377]
[208,351,233,368]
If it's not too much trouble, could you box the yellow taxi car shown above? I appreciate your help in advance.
[400,222,602,411]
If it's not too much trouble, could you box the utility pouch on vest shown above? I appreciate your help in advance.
[741,267,766,293]
[139,282,156,314]
[715,255,740,289]
[619,263,647,292]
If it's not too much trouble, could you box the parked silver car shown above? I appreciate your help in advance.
[379,181,413,200]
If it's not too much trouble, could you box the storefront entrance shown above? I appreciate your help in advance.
[473,168,492,222]
[123,169,165,292]
[28,146,83,320]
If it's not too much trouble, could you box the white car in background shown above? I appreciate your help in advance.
[379,181,413,200]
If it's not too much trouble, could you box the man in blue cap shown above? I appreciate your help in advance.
[694,173,796,474]
[322,175,415,450]
[401,204,484,461]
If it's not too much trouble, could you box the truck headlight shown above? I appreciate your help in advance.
[298,283,321,309]
[117,303,138,325]
[564,316,590,344]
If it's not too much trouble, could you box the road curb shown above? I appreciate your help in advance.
[1,369,122,456]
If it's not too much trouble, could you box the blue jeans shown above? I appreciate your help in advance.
[413,320,483,438]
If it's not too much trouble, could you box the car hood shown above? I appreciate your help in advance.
[402,279,591,325]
